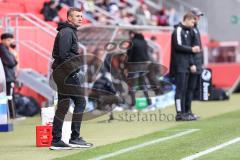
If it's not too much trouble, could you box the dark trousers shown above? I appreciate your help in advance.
[6,82,16,119]
[128,73,151,107]
[185,74,198,113]
[174,73,198,114]
[52,75,86,143]
[147,63,164,95]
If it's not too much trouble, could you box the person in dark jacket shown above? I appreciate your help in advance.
[127,31,152,109]
[184,8,205,119]
[60,0,74,7]
[50,7,92,150]
[127,31,151,63]
[41,0,62,22]
[0,33,18,119]
[190,8,204,74]
[170,12,201,121]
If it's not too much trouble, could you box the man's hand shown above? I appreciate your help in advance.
[192,46,201,53]
[9,48,18,57]
[190,65,197,73]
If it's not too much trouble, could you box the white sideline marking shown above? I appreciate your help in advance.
[182,137,240,160]
[90,129,199,160]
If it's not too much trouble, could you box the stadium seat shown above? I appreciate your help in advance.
[47,21,58,28]
[0,3,25,13]
[5,0,22,3]
[6,0,49,5]
[0,3,25,17]
[24,4,42,14]
[58,7,68,21]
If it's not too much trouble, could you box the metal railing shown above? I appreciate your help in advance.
[26,41,52,57]
[5,13,56,37]
[25,13,57,33]
[20,41,52,62]
[3,13,87,55]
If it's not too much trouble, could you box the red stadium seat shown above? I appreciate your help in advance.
[0,3,25,17]
[58,7,68,21]
[0,3,25,13]
[24,4,42,14]
[5,0,23,3]
[34,13,45,20]
[5,0,49,5]
[47,21,58,27]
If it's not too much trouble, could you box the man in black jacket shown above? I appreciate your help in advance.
[184,8,205,119]
[170,12,201,121]
[127,32,152,109]
[0,33,17,119]
[50,7,92,150]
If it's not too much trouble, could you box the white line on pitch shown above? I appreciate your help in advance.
[181,137,240,160]
[90,129,200,160]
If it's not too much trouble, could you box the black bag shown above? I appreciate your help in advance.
[14,93,40,117]
[234,82,240,93]
[210,88,229,101]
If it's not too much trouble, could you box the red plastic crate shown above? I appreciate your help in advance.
[36,125,52,147]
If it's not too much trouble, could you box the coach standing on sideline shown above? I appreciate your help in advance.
[170,12,201,121]
[50,7,92,150]
[184,8,205,119]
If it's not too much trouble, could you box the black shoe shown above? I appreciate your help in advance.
[188,112,200,120]
[69,137,93,148]
[175,113,183,121]
[181,113,190,121]
[182,113,199,121]
[50,140,72,150]
[176,113,194,121]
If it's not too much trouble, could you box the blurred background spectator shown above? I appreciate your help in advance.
[168,7,179,26]
[56,0,180,26]
[41,0,62,22]
[136,3,152,25]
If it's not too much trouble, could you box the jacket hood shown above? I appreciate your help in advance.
[57,22,77,31]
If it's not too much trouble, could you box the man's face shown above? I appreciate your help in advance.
[2,38,14,48]
[195,16,200,24]
[185,18,196,28]
[68,11,83,28]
